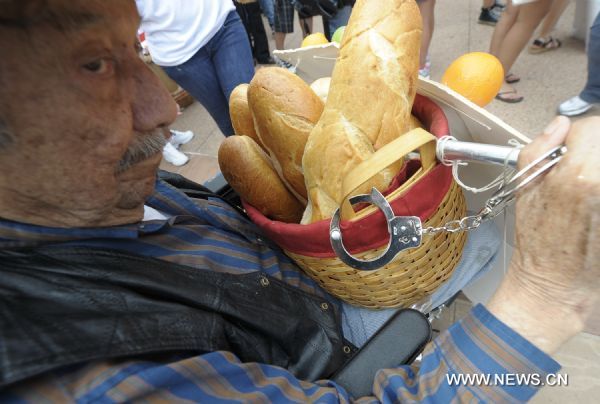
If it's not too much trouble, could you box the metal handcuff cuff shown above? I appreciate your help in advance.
[329,139,567,270]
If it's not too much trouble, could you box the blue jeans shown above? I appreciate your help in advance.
[581,13,600,103]
[258,0,275,28]
[162,12,255,137]
[327,5,352,34]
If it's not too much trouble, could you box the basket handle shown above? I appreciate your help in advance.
[340,128,438,220]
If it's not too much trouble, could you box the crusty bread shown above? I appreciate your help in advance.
[326,0,422,150]
[302,0,422,223]
[409,114,424,130]
[248,67,324,203]
[229,84,265,150]
[218,135,304,223]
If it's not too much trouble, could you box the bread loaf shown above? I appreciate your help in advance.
[218,135,304,223]
[302,0,422,223]
[409,114,424,130]
[326,0,421,150]
[229,84,265,150]
[248,67,324,203]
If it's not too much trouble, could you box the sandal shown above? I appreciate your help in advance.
[505,72,520,84]
[495,89,524,103]
[529,36,562,54]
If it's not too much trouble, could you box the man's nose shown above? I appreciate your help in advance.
[131,60,178,133]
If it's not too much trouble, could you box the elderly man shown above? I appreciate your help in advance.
[0,0,598,402]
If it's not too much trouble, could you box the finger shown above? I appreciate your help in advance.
[518,116,571,170]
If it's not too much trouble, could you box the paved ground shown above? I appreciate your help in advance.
[158,1,599,401]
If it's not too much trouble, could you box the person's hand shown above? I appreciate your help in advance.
[488,116,600,354]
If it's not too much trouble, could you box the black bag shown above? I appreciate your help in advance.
[293,0,339,19]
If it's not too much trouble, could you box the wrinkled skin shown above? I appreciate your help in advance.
[0,0,177,227]
[489,116,600,354]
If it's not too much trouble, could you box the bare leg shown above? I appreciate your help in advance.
[495,0,552,100]
[299,17,313,37]
[536,0,570,39]
[417,0,436,68]
[275,32,286,50]
[496,0,552,74]
[483,0,495,8]
[490,0,518,56]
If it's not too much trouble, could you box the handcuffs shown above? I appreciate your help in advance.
[329,139,567,270]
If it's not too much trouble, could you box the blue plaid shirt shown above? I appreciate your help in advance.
[0,180,560,402]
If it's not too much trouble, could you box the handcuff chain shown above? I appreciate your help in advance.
[422,207,490,235]
[422,144,566,236]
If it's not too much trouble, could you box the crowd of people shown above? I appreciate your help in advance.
[137,0,596,148]
[230,0,594,109]
[132,0,595,170]
[133,0,598,157]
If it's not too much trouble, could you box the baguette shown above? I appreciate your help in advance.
[218,135,304,223]
[229,84,265,150]
[326,0,422,150]
[248,67,324,203]
[302,0,422,223]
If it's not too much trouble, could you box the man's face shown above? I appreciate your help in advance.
[0,0,177,227]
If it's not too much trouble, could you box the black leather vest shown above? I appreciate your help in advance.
[0,247,354,388]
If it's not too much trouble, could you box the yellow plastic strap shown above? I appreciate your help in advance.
[340,128,437,220]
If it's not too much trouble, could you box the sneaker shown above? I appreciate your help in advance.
[274,55,296,73]
[162,142,189,166]
[493,1,506,10]
[169,129,194,148]
[478,7,499,26]
[558,96,593,117]
[419,55,431,79]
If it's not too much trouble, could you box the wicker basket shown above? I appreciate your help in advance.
[287,181,466,308]
[244,95,467,308]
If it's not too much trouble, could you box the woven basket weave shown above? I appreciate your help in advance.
[287,181,466,308]
[244,95,467,308]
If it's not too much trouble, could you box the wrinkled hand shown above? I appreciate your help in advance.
[488,116,600,354]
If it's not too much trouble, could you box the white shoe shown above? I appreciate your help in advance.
[273,55,296,73]
[169,129,194,148]
[163,142,189,166]
[418,66,431,80]
[558,96,593,117]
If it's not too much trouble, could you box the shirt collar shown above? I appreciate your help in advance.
[0,180,183,248]
[0,178,262,249]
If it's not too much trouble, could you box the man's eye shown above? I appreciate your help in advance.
[82,58,114,75]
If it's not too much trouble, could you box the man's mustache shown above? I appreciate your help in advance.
[116,129,167,174]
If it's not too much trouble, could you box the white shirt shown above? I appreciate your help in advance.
[136,0,236,67]
[143,205,170,221]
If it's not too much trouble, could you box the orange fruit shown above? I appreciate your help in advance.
[441,52,504,107]
[301,32,329,48]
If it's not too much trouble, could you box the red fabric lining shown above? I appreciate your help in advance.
[244,94,451,258]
